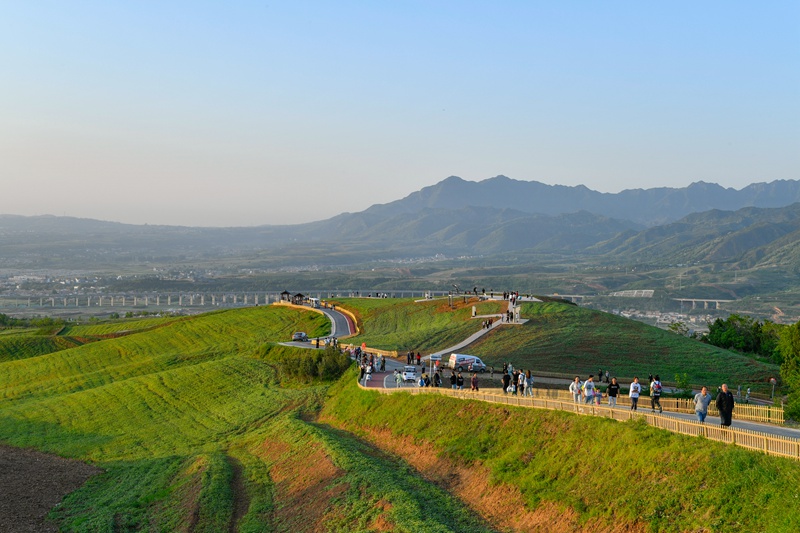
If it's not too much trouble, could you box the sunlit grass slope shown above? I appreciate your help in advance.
[468,301,778,388]
[59,316,180,336]
[0,332,83,362]
[331,296,505,352]
[1,305,488,531]
[322,372,800,532]
[0,306,330,402]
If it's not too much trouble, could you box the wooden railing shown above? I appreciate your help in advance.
[525,387,784,425]
[360,384,800,462]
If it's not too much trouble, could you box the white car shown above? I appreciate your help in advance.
[402,365,417,383]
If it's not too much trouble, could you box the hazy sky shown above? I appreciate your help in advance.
[1,2,798,227]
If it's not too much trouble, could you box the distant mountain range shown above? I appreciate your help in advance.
[362,175,800,227]
[1,176,799,270]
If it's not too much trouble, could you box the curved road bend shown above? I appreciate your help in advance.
[279,305,355,349]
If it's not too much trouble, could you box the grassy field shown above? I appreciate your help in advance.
[467,301,779,392]
[0,305,491,531]
[330,297,505,353]
[0,306,330,402]
[0,333,84,362]
[321,371,800,532]
[58,316,181,336]
[0,301,794,531]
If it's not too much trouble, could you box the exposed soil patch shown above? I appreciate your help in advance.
[321,421,646,533]
[0,445,102,533]
[255,438,347,532]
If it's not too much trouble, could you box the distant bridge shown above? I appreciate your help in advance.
[672,298,734,310]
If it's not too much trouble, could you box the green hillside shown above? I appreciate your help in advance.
[0,333,84,362]
[331,297,505,352]
[321,373,800,532]
[0,306,329,402]
[0,305,490,531]
[467,301,778,391]
[0,303,795,531]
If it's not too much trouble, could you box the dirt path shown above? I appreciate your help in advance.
[227,456,249,533]
[0,445,101,533]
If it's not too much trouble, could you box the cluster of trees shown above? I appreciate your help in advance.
[778,322,800,419]
[676,314,800,418]
[703,314,782,363]
[0,313,65,328]
[261,344,352,384]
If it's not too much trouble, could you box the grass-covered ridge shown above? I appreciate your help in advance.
[0,305,493,531]
[468,301,778,390]
[0,306,330,402]
[321,373,800,532]
[331,297,504,352]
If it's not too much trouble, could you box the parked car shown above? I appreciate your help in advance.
[448,353,487,372]
[292,332,309,342]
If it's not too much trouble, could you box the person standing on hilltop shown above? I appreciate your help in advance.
[716,383,735,427]
[629,377,641,411]
[569,376,582,403]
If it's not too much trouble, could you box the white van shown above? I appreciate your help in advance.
[448,353,487,372]
[308,297,320,308]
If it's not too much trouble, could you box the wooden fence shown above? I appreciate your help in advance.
[526,387,784,425]
[362,383,800,462]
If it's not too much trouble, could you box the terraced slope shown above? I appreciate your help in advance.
[0,305,490,531]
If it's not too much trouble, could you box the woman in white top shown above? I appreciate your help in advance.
[629,376,641,411]
[569,376,582,403]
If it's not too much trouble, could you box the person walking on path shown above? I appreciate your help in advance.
[650,375,663,414]
[525,370,534,398]
[450,372,457,390]
[517,371,526,397]
[694,386,712,423]
[569,377,582,403]
[716,383,735,427]
[606,377,620,407]
[456,372,465,391]
[416,352,421,366]
[502,372,512,395]
[629,377,642,411]
[380,355,385,372]
[582,375,596,405]
[471,373,479,392]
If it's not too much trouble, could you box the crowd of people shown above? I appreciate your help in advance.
[361,344,740,429]
[567,373,736,427]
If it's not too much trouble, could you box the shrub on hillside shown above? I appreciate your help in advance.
[259,344,352,384]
